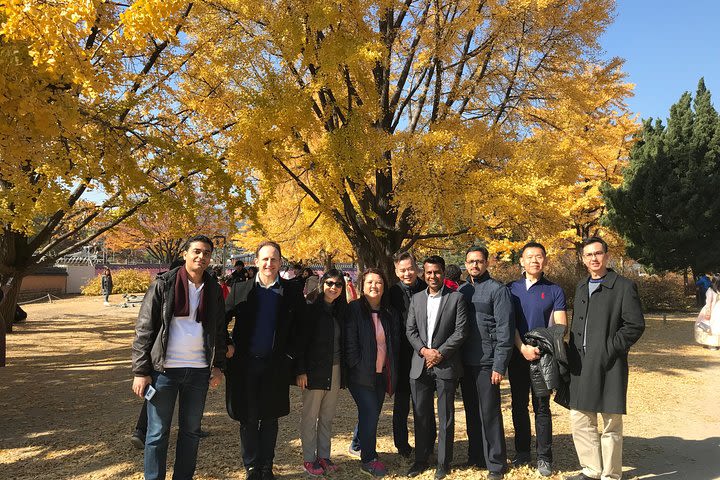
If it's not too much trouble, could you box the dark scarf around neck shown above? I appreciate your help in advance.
[174,266,207,327]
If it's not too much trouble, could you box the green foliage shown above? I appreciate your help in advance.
[603,78,720,274]
[81,269,152,295]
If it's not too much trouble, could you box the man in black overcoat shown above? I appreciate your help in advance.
[225,241,305,480]
[564,236,645,480]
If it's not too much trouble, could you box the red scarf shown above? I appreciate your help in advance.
[174,266,206,327]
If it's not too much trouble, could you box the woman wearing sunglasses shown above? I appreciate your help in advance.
[295,269,348,476]
[345,267,400,478]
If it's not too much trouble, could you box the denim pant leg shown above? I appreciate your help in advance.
[173,368,210,480]
[349,375,386,464]
[145,370,180,480]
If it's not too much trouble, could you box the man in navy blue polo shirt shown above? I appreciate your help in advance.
[507,242,566,477]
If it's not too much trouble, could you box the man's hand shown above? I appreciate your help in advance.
[296,373,308,390]
[491,370,504,385]
[421,347,443,368]
[520,343,540,361]
[226,344,235,358]
[210,367,223,388]
[132,375,151,398]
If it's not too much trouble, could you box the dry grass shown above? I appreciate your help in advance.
[1,297,718,480]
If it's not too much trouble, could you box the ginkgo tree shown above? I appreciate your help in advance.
[176,0,635,277]
[0,2,235,364]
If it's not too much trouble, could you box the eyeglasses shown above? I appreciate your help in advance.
[583,251,605,259]
[466,259,486,265]
[324,281,344,288]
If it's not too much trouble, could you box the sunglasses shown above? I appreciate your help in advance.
[324,281,344,288]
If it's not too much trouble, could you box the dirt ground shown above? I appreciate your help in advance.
[1,296,718,480]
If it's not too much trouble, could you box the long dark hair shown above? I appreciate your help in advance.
[314,268,348,311]
[357,267,389,312]
[712,274,720,294]
[103,266,112,278]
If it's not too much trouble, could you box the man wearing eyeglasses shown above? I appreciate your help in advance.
[459,246,514,480]
[564,236,645,480]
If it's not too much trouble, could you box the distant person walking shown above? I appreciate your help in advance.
[101,267,113,306]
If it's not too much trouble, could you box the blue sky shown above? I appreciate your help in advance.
[600,0,720,123]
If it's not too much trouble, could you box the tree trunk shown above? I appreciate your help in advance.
[0,278,20,367]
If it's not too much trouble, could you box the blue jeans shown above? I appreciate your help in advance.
[145,368,210,480]
[349,374,386,463]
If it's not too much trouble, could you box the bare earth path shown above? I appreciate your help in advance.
[1,296,718,480]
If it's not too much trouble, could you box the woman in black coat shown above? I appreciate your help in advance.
[345,267,400,478]
[295,269,348,476]
[101,267,113,305]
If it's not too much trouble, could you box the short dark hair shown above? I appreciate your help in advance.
[184,234,214,252]
[316,268,348,308]
[393,251,417,265]
[255,240,282,258]
[520,241,546,256]
[234,260,245,268]
[445,264,461,282]
[581,236,608,253]
[466,245,489,260]
[423,255,446,272]
[292,262,303,271]
[358,267,389,309]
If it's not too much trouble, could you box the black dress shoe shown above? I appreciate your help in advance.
[245,467,262,480]
[511,451,531,467]
[407,461,429,477]
[435,465,450,479]
[398,446,413,459]
[260,466,276,480]
[487,472,504,480]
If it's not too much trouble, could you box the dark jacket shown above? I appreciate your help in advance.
[132,267,227,376]
[406,286,468,380]
[524,325,568,398]
[459,272,514,373]
[101,274,113,294]
[567,270,645,414]
[224,277,305,421]
[389,278,427,391]
[295,299,347,390]
[344,299,400,393]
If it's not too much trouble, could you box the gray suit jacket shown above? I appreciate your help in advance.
[406,287,468,380]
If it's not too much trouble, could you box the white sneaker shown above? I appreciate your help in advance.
[104,301,110,306]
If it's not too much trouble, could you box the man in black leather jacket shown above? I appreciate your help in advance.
[131,234,227,480]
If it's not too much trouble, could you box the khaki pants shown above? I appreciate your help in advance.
[569,409,623,480]
[300,364,341,462]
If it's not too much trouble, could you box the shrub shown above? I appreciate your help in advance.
[81,269,153,295]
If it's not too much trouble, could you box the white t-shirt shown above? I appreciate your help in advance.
[164,281,209,368]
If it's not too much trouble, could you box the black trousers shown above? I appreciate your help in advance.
[508,348,553,461]
[410,369,453,468]
[461,365,507,474]
[240,356,279,470]
[392,380,413,453]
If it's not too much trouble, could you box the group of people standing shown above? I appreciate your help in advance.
[131,235,645,480]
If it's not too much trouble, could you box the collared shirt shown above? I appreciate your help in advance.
[508,273,566,336]
[164,280,208,368]
[255,273,280,290]
[426,286,443,348]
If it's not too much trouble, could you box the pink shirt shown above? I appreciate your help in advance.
[372,311,387,373]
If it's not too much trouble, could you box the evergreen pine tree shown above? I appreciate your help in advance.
[604,78,720,274]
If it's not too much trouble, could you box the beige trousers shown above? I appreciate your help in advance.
[300,364,342,462]
[569,409,623,480]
